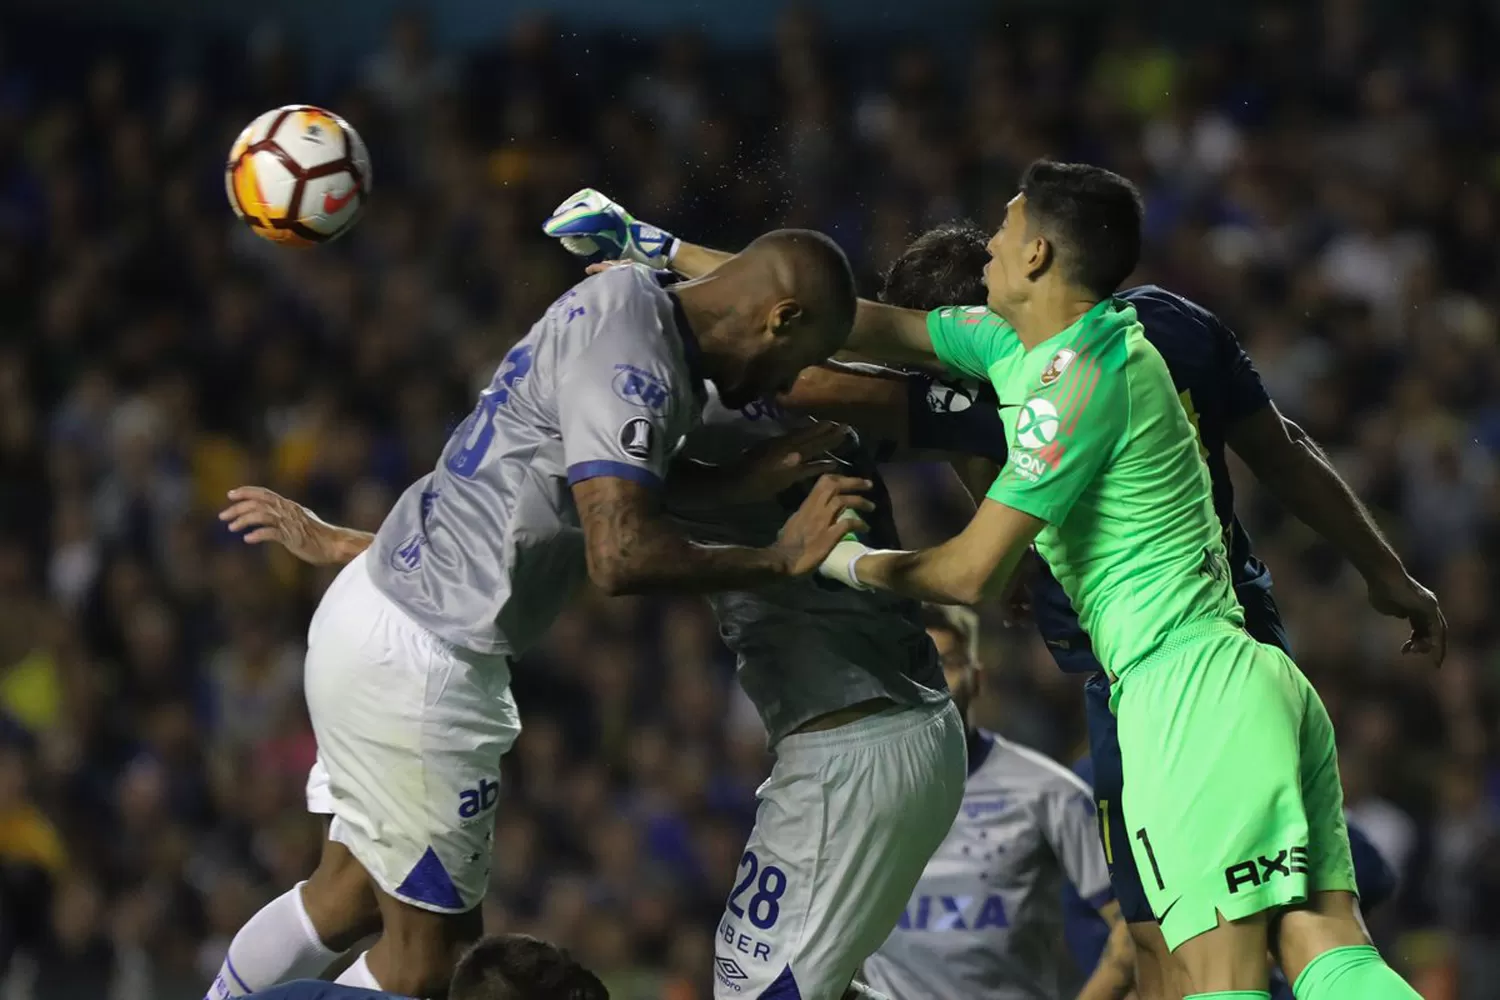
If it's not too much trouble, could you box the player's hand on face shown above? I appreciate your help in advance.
[773,474,874,577]
[219,486,340,566]
[1366,572,1448,667]
[732,422,853,502]
[542,188,677,268]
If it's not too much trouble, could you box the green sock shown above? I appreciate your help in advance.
[1292,945,1422,1000]
[1184,993,1270,999]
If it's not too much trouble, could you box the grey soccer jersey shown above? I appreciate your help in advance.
[367,265,705,654]
[863,731,1112,1000]
[668,390,948,744]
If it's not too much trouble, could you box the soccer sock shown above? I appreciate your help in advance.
[1291,945,1422,1000]
[207,882,343,997]
[334,952,382,990]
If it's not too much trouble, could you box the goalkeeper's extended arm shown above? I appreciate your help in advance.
[671,240,735,278]
[671,241,935,364]
[544,189,937,365]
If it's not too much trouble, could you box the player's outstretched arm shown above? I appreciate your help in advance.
[822,498,1042,605]
[671,244,936,365]
[571,472,872,596]
[822,345,1127,604]
[218,487,372,565]
[1227,404,1447,665]
[544,189,938,366]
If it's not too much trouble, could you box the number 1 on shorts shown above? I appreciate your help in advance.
[1135,827,1166,890]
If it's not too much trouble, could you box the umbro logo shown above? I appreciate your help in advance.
[714,957,748,981]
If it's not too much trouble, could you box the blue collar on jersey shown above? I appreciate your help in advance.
[658,272,708,405]
[967,728,995,776]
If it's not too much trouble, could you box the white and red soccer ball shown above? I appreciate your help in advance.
[225,105,371,246]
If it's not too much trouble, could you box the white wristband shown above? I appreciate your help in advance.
[818,540,896,591]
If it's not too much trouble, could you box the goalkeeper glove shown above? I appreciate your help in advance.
[543,188,679,268]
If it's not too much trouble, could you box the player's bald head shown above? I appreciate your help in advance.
[737,228,857,349]
[681,227,857,408]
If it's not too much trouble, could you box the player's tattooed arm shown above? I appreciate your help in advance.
[827,498,1042,605]
[1077,900,1136,1000]
[570,473,873,595]
[1227,403,1447,665]
[218,487,372,566]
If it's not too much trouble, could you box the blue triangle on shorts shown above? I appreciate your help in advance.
[758,965,802,999]
[396,846,464,910]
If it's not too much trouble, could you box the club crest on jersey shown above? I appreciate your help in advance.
[617,416,657,462]
[1014,398,1060,450]
[1039,348,1076,386]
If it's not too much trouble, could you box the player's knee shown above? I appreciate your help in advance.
[372,902,484,997]
[301,838,383,951]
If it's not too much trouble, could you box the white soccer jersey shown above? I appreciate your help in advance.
[863,731,1112,1000]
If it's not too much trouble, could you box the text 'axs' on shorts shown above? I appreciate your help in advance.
[303,552,521,913]
[712,699,967,1000]
[1112,623,1357,951]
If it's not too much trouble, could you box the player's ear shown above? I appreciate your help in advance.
[768,299,803,338]
[1023,235,1051,281]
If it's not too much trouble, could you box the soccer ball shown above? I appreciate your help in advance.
[225,105,371,246]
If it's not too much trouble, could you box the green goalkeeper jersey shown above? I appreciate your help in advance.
[927,300,1243,678]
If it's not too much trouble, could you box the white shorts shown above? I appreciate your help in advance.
[302,551,521,914]
[713,699,966,1000]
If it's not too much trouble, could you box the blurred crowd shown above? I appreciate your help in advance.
[1,1,1499,997]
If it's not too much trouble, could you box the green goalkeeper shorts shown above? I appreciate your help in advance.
[1111,621,1357,951]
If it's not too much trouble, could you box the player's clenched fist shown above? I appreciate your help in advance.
[542,188,678,268]
[772,474,874,577]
